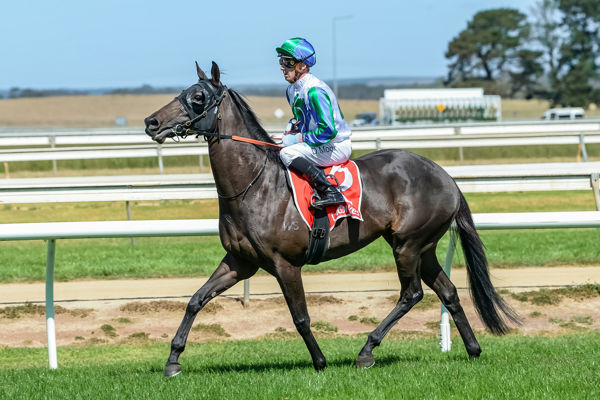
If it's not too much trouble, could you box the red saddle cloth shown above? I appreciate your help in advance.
[287,160,363,230]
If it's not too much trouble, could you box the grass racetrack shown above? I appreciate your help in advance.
[2,95,600,398]
[1,334,599,399]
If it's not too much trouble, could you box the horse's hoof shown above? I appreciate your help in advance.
[313,359,327,371]
[468,346,482,359]
[164,363,182,378]
[355,354,375,369]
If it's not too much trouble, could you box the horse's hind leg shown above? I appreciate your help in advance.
[421,247,481,358]
[356,235,424,368]
[164,253,258,377]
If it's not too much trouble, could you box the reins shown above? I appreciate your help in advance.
[203,132,283,149]
[171,84,282,200]
[171,87,283,150]
[216,153,269,200]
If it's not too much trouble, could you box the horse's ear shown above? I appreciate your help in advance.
[210,61,221,87]
[195,61,208,80]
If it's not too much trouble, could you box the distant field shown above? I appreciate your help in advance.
[1,94,598,129]
[1,93,599,178]
[0,94,378,128]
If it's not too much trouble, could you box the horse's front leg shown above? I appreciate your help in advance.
[165,253,258,377]
[275,264,326,370]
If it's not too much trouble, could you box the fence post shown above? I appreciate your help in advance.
[49,136,58,175]
[591,173,600,211]
[579,134,588,162]
[126,201,136,246]
[46,239,58,369]
[243,279,250,307]
[454,126,464,163]
[440,228,457,352]
[157,145,164,174]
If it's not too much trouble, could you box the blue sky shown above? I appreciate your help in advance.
[1,0,539,89]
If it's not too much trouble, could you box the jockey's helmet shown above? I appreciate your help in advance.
[276,38,316,67]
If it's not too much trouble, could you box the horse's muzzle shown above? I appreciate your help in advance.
[144,115,168,144]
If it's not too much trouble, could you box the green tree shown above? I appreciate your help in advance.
[530,0,563,78]
[531,0,600,106]
[509,49,545,98]
[446,8,531,89]
[554,0,600,106]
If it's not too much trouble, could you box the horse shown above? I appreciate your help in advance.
[144,62,518,377]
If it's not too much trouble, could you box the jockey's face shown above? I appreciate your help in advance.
[281,61,308,84]
[281,62,297,83]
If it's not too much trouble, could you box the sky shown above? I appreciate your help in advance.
[1,0,540,90]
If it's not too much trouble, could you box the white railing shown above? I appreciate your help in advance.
[1,162,598,210]
[2,211,600,368]
[1,119,600,175]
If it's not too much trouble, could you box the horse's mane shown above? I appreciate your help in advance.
[227,88,283,165]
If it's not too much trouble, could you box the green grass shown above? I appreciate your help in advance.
[1,227,599,282]
[2,154,210,176]
[0,334,599,399]
[511,284,600,305]
[1,190,599,283]
[4,142,600,177]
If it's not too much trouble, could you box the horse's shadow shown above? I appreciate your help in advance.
[149,353,467,375]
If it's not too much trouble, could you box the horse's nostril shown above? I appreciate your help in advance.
[144,116,160,131]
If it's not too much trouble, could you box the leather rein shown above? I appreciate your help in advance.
[170,86,282,150]
[170,83,281,200]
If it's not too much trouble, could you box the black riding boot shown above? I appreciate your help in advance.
[289,157,345,210]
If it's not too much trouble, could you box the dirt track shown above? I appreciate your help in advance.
[1,267,599,348]
[2,266,600,304]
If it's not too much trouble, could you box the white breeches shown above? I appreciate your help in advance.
[279,138,352,167]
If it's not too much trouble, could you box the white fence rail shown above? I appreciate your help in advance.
[1,162,598,209]
[1,119,600,175]
[2,212,600,368]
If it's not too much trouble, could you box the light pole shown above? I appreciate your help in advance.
[332,15,352,99]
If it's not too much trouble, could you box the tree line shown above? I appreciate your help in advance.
[445,0,600,107]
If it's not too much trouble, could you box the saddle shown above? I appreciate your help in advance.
[286,160,363,264]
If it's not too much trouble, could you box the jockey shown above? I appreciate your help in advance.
[276,37,353,210]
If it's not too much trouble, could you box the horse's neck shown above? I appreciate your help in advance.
[208,95,279,200]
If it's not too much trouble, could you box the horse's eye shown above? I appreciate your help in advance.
[194,93,204,102]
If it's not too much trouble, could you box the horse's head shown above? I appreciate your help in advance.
[145,62,224,144]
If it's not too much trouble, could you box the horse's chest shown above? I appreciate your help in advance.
[219,215,262,260]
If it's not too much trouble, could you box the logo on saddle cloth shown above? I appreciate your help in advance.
[287,160,363,230]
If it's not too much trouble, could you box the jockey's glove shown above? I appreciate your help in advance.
[282,132,302,146]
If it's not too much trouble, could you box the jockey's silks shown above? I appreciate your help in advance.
[285,74,352,147]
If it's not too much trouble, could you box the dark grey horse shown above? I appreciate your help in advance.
[144,62,518,377]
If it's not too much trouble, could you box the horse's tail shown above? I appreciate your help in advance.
[454,191,520,334]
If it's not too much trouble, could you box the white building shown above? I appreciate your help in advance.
[379,88,502,125]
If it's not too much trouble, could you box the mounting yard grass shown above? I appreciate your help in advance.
[0,334,599,399]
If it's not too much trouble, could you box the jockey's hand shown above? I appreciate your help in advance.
[282,132,302,146]
[285,118,300,134]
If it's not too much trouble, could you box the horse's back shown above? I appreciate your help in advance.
[353,149,460,233]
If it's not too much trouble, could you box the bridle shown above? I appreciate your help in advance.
[169,82,228,143]
[166,82,283,151]
[169,80,280,200]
